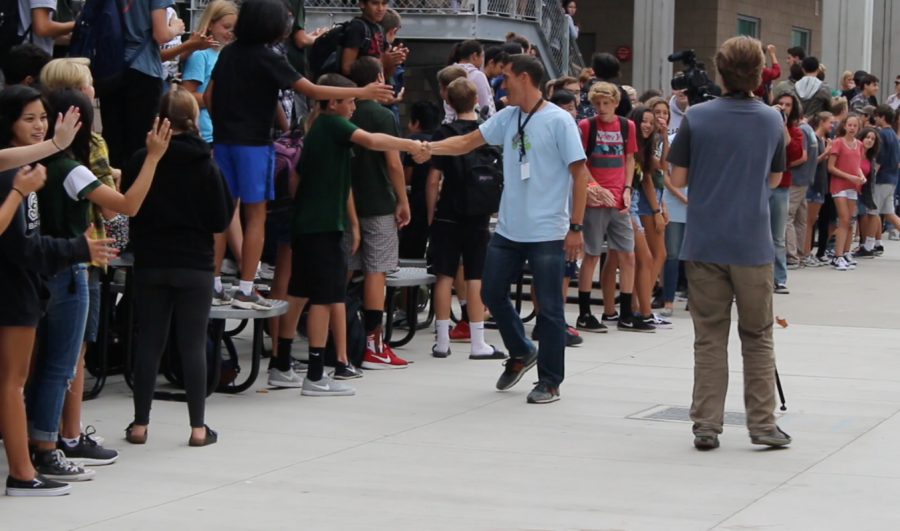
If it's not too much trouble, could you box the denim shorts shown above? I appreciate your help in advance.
[636,186,664,216]
[564,260,578,278]
[629,189,643,230]
[213,143,276,203]
[806,187,825,204]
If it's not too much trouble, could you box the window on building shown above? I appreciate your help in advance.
[737,15,759,38]
[792,28,810,51]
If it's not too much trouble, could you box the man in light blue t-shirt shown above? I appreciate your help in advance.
[420,54,589,404]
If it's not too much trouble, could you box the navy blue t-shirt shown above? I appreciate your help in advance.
[875,127,900,186]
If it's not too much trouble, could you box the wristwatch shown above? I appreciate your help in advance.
[653,209,662,214]
[569,223,583,232]
[624,185,633,191]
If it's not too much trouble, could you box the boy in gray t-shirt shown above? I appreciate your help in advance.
[17,0,74,55]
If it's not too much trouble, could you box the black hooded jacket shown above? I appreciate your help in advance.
[123,133,234,271]
[0,168,92,326]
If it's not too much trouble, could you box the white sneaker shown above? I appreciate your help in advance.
[831,257,848,271]
[301,373,356,396]
[804,254,823,268]
[843,252,858,268]
[889,229,900,241]
[268,368,304,388]
[258,263,275,281]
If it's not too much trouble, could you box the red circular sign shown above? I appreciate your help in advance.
[616,46,632,62]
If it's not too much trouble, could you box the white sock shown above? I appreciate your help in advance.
[239,280,254,296]
[470,321,492,355]
[214,276,223,292]
[436,319,451,352]
[62,437,79,448]
[865,237,875,251]
[876,239,883,247]
[367,334,377,353]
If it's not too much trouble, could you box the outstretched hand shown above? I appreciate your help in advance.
[52,107,83,151]
[412,141,432,164]
[83,224,118,266]
[146,118,173,161]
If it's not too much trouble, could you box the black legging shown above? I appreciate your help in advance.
[132,268,213,428]
[816,194,836,258]
[100,69,163,169]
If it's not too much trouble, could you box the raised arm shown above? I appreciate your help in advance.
[86,119,172,216]
[0,113,85,173]
[292,77,394,104]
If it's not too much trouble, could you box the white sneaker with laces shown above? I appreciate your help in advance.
[831,257,848,271]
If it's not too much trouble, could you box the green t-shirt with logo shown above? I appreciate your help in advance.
[292,113,358,235]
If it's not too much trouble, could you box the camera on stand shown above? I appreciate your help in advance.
[668,49,716,106]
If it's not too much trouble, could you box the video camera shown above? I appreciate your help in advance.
[668,49,716,106]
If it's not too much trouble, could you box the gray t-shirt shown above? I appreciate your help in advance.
[791,122,818,187]
[17,0,57,55]
[123,0,174,79]
[667,97,786,266]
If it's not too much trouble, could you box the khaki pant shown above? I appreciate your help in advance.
[685,261,778,435]
[786,185,808,264]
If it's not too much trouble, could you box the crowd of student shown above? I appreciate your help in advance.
[0,0,894,500]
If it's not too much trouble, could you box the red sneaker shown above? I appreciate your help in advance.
[449,320,471,342]
[361,344,409,370]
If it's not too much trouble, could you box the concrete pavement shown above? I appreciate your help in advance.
[2,244,899,530]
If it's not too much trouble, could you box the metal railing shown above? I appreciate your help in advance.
[305,0,475,12]
[304,0,586,77]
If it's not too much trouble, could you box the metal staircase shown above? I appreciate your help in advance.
[305,0,585,79]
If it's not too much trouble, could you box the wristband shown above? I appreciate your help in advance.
[51,138,62,151]
[624,185,633,191]
[12,187,25,198]
[653,209,662,214]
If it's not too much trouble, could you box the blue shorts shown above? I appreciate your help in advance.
[636,186,664,216]
[213,143,276,203]
[629,189,643,230]
[806,187,825,204]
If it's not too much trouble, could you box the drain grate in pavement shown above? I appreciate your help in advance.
[629,405,748,426]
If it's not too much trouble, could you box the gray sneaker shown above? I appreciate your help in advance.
[212,289,232,306]
[301,374,355,397]
[693,433,720,450]
[232,291,274,310]
[750,426,792,447]
[268,368,303,388]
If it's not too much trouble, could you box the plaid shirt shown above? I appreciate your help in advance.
[89,132,117,266]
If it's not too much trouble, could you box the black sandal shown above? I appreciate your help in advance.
[189,425,218,447]
[125,423,148,445]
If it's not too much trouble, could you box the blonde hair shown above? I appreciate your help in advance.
[842,70,854,83]
[40,58,92,94]
[159,85,200,134]
[437,65,467,89]
[622,85,637,97]
[715,36,765,94]
[196,0,237,35]
[447,78,478,114]
[588,81,620,104]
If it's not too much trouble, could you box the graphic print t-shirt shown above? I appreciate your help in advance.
[343,18,386,61]
[578,116,637,210]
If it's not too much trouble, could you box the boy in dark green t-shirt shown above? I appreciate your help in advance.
[270,73,422,396]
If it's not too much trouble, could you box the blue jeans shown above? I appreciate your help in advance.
[481,234,566,387]
[769,187,789,285]
[664,222,686,302]
[26,263,89,442]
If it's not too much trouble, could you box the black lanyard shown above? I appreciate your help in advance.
[516,99,544,162]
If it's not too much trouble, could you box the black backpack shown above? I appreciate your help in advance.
[308,18,372,80]
[324,278,365,368]
[443,120,504,216]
